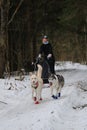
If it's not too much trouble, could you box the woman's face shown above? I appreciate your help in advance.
[42,38,48,43]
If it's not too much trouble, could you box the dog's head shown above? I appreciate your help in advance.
[57,74,64,87]
[48,74,57,86]
[29,72,38,88]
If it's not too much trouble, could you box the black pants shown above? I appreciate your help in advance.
[42,59,55,83]
[47,59,55,74]
[42,60,49,83]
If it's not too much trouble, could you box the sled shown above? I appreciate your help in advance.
[32,58,50,84]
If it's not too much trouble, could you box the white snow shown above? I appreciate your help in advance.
[0,62,87,130]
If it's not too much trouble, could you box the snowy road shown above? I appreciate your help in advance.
[0,62,87,130]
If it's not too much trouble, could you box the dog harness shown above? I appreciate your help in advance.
[32,81,39,89]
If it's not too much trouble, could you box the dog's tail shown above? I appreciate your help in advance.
[37,64,42,78]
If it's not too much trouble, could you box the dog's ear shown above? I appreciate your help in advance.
[29,72,33,76]
[48,72,51,77]
[33,71,37,75]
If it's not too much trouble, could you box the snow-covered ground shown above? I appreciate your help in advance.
[0,61,87,130]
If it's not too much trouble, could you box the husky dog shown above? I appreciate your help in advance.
[29,64,43,104]
[48,74,64,99]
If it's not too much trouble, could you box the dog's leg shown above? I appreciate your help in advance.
[51,86,53,96]
[56,88,58,97]
[35,90,40,104]
[57,86,61,98]
[39,88,42,100]
[38,79,43,101]
[52,85,60,99]
[32,89,36,101]
[52,88,58,99]
[32,88,34,99]
[51,86,57,99]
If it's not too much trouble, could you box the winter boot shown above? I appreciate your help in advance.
[52,95,58,99]
[58,93,61,97]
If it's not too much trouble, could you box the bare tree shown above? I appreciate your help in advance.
[7,0,24,25]
[0,0,10,77]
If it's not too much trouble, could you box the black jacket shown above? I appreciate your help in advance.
[39,43,55,61]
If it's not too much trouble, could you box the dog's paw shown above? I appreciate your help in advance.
[54,96,58,99]
[52,95,58,99]
[33,97,37,101]
[58,93,61,97]
[35,101,40,104]
[52,95,55,98]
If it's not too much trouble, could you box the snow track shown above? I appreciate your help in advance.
[0,62,87,130]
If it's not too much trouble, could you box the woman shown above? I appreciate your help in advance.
[38,35,55,83]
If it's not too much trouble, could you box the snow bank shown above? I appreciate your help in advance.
[55,61,87,71]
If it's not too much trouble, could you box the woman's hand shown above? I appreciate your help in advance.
[47,54,52,59]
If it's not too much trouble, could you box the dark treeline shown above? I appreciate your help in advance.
[0,0,87,77]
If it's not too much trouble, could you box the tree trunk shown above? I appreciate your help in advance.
[83,21,87,64]
[85,17,87,64]
[0,0,9,77]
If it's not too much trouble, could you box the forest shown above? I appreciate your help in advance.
[0,0,87,77]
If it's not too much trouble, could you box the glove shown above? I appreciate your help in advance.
[36,54,42,63]
[36,54,41,61]
[47,54,52,59]
[38,54,41,58]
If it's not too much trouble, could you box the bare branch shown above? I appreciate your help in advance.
[7,0,24,25]
[73,104,87,110]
